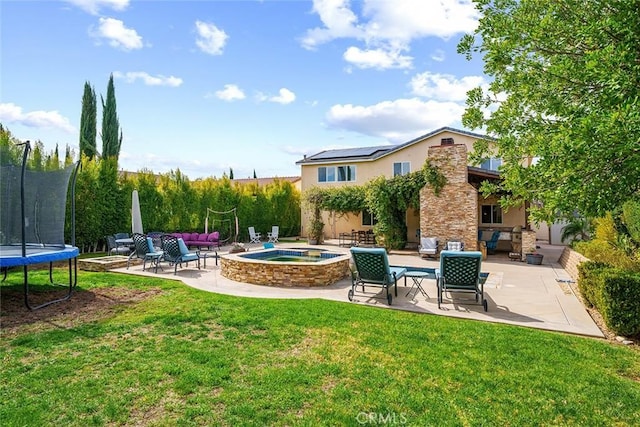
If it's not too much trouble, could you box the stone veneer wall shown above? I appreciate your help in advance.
[420,144,478,251]
[521,230,537,262]
[558,246,590,281]
[221,255,350,287]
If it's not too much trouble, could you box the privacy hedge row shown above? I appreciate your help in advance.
[578,261,640,337]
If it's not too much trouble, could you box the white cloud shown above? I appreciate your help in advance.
[410,71,487,102]
[215,84,246,101]
[302,0,479,69]
[256,88,296,104]
[431,49,445,62]
[269,88,296,105]
[325,98,464,142]
[91,17,143,51]
[195,21,228,55]
[0,103,76,134]
[300,0,363,50]
[343,46,412,69]
[66,0,129,15]
[113,71,183,87]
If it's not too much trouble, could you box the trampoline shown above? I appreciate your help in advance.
[0,141,81,310]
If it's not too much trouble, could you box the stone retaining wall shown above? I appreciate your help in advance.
[221,254,350,287]
[559,247,589,281]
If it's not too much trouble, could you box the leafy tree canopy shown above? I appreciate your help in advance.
[459,0,640,223]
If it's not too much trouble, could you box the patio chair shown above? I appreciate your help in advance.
[437,250,487,311]
[161,235,200,275]
[486,230,501,254]
[446,240,464,251]
[418,237,438,258]
[106,235,130,256]
[128,233,164,272]
[248,226,261,243]
[349,247,406,305]
[267,225,279,243]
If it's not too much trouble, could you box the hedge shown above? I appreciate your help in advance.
[578,261,640,337]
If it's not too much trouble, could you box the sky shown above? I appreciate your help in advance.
[0,0,488,180]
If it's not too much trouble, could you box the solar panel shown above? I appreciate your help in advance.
[308,145,397,161]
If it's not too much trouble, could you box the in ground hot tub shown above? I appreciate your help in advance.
[221,248,350,287]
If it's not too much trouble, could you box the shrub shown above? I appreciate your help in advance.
[578,261,640,337]
[622,199,640,244]
[574,212,640,271]
[577,261,608,308]
[600,271,640,337]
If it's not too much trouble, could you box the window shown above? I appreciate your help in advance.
[362,209,377,226]
[393,162,410,176]
[337,165,356,181]
[318,167,327,182]
[480,157,502,171]
[481,205,503,224]
[318,165,356,182]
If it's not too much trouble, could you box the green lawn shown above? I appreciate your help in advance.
[1,269,639,426]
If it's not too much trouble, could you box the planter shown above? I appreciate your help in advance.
[526,253,544,265]
[307,238,318,245]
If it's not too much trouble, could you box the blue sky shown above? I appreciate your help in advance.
[1,0,487,179]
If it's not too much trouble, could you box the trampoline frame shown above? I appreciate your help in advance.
[0,142,81,310]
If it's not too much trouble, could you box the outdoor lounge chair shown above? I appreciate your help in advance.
[437,250,487,311]
[128,233,164,272]
[267,225,279,243]
[161,235,200,275]
[349,247,406,305]
[418,237,438,258]
[248,226,261,243]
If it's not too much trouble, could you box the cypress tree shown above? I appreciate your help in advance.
[229,167,234,179]
[101,74,122,159]
[253,169,257,179]
[79,81,97,159]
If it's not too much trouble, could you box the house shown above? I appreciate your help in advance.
[296,127,537,255]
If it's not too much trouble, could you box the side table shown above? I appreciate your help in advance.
[198,250,218,268]
[404,270,434,300]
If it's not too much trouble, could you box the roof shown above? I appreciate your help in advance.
[231,176,301,186]
[296,127,491,165]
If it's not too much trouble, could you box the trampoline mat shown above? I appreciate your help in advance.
[0,245,79,268]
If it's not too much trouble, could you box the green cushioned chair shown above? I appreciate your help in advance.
[437,250,487,311]
[349,247,406,305]
[161,235,200,275]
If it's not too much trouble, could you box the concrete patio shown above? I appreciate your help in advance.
[111,241,604,338]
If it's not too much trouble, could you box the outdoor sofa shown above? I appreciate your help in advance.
[171,232,220,250]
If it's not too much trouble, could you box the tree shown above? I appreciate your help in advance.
[458,0,640,223]
[253,169,257,179]
[229,167,234,179]
[101,74,122,159]
[79,81,97,159]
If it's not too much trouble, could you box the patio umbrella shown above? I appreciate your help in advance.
[132,189,143,234]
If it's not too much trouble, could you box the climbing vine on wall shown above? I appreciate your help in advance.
[303,161,446,250]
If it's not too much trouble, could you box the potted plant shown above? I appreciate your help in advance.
[303,187,326,245]
[308,218,324,245]
[525,247,544,264]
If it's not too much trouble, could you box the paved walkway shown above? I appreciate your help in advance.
[112,242,604,338]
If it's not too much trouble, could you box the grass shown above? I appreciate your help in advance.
[1,269,639,426]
